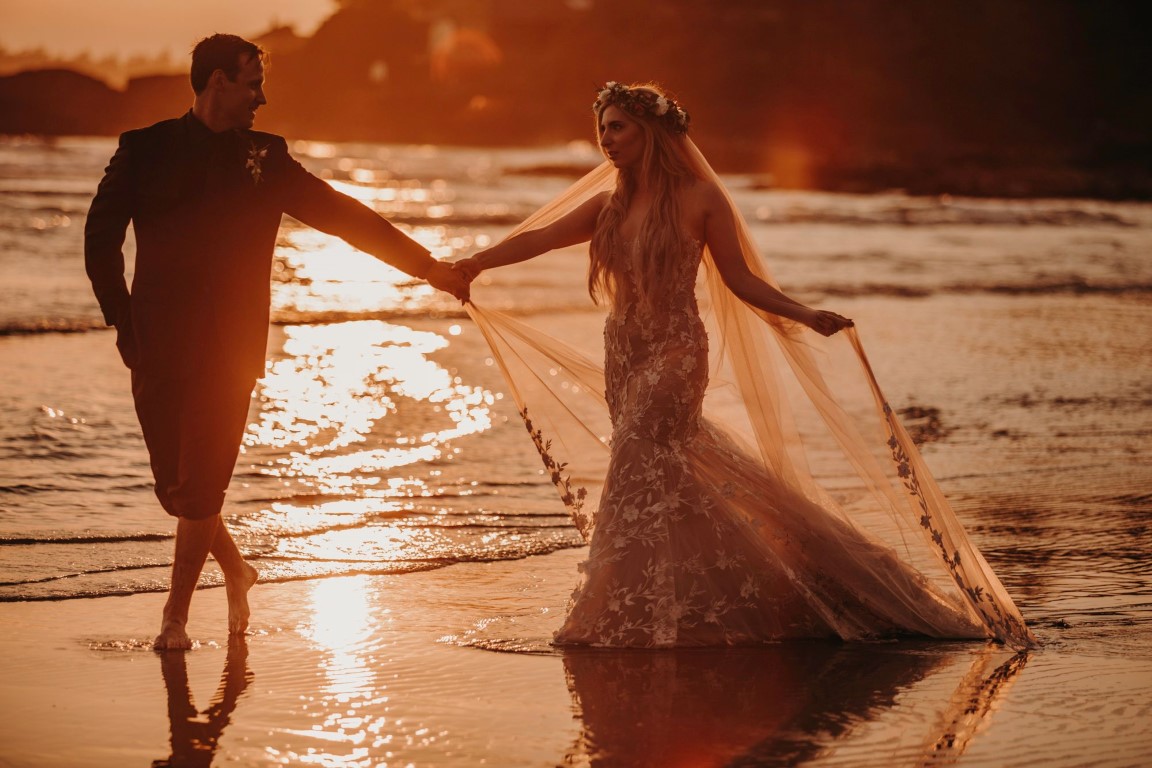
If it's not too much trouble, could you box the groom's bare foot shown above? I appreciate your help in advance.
[226,562,259,636]
[154,620,192,651]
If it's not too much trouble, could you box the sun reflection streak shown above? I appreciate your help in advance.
[248,320,492,496]
[304,576,375,661]
[287,576,386,768]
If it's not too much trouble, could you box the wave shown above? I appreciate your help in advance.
[502,162,599,178]
[0,180,98,197]
[248,480,546,502]
[743,200,1143,228]
[243,512,571,544]
[977,280,1152,295]
[0,540,585,602]
[0,318,106,336]
[380,210,530,228]
[0,532,171,545]
[270,307,471,325]
[0,560,171,586]
[0,477,142,493]
[810,279,1152,299]
[269,302,601,325]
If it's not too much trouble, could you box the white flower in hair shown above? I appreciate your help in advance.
[593,81,691,134]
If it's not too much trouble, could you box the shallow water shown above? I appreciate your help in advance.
[2,136,1149,607]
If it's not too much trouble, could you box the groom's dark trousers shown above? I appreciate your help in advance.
[86,111,434,519]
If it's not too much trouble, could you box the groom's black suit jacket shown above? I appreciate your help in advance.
[85,111,433,380]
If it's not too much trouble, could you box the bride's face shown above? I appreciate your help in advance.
[599,105,644,169]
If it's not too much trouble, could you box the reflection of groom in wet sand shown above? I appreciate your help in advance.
[154,637,253,767]
[85,33,468,650]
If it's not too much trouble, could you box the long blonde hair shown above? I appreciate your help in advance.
[588,84,697,309]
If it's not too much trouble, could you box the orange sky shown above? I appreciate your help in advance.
[0,0,337,58]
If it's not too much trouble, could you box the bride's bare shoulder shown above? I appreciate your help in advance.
[571,189,612,221]
[681,176,726,205]
[680,178,726,232]
[581,189,612,214]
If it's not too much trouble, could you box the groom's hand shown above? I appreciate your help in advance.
[426,260,470,303]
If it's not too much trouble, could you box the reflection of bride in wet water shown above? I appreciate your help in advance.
[152,638,252,768]
[559,643,1029,766]
[455,82,1036,649]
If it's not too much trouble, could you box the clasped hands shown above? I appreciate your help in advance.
[425,257,483,304]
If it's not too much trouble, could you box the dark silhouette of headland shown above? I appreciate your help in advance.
[3,0,1150,199]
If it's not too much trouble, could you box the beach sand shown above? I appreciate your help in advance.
[2,546,1150,768]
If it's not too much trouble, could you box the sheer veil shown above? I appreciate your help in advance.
[464,136,1036,650]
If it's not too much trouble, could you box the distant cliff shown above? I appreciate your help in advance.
[3,0,1149,199]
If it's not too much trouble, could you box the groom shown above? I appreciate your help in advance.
[85,33,468,650]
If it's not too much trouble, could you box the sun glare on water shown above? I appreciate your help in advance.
[277,575,388,766]
[248,320,493,496]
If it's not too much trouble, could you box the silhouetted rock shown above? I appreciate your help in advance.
[0,69,123,135]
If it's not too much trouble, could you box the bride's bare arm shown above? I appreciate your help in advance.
[701,183,852,336]
[455,193,607,282]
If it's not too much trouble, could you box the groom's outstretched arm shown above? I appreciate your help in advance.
[85,132,136,327]
[274,140,467,300]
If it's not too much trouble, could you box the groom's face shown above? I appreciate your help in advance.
[217,54,267,130]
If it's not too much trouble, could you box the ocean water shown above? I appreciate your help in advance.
[1,135,1150,660]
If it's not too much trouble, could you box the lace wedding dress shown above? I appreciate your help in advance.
[546,236,981,645]
[466,143,1036,650]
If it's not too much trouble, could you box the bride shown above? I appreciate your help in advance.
[453,82,1035,650]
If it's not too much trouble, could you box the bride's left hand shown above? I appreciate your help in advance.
[807,309,854,337]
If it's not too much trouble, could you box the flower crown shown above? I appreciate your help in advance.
[593,82,690,134]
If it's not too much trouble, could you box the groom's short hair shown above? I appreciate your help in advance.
[190,34,266,94]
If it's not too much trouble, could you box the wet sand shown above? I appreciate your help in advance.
[1,547,1150,768]
[3,254,1151,766]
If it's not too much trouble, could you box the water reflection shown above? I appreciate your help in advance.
[285,576,389,767]
[250,320,492,496]
[303,576,378,699]
[561,643,1029,767]
[271,223,466,317]
[921,650,1029,763]
[273,229,438,316]
[152,637,253,768]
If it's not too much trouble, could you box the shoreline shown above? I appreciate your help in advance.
[2,548,1151,767]
[4,132,1150,203]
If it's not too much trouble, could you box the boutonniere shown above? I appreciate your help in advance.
[245,141,269,185]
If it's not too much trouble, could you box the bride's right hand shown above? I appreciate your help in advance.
[804,309,854,337]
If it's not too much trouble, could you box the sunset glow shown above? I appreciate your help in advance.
[0,0,337,58]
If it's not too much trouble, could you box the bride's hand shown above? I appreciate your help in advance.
[805,309,854,337]
[453,256,483,284]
